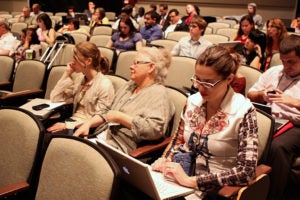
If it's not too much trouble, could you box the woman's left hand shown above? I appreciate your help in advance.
[162,162,197,188]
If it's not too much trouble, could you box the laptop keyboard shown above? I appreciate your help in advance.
[150,169,194,199]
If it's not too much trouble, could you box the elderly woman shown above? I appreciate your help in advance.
[47,41,114,134]
[74,47,175,153]
[152,45,258,199]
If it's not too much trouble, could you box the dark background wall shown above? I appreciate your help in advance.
[29,0,123,15]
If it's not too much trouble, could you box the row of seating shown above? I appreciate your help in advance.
[0,98,275,200]
[0,107,120,199]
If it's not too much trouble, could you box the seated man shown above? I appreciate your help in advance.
[140,11,163,43]
[0,22,18,56]
[163,9,182,39]
[247,34,300,200]
[171,16,212,59]
[224,2,263,29]
[18,6,35,26]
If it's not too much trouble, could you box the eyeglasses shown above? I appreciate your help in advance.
[190,76,222,88]
[133,61,151,65]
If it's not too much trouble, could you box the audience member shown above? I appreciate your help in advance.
[58,18,90,37]
[67,6,76,18]
[74,47,175,153]
[47,41,114,134]
[140,11,163,43]
[30,3,43,17]
[246,3,263,29]
[14,28,40,62]
[106,17,142,54]
[0,22,18,56]
[89,7,109,28]
[158,4,169,31]
[112,6,139,31]
[36,13,56,46]
[171,16,212,59]
[224,2,263,29]
[152,45,258,199]
[265,18,288,70]
[238,29,266,69]
[149,4,157,12]
[84,1,96,22]
[18,6,35,26]
[290,15,300,33]
[134,6,145,24]
[234,15,255,44]
[247,34,300,200]
[176,4,199,31]
[164,9,182,38]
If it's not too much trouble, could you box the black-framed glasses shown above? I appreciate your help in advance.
[190,75,222,88]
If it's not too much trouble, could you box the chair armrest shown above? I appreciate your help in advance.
[0,181,29,198]
[129,137,172,158]
[0,89,44,100]
[218,164,271,198]
[0,81,11,87]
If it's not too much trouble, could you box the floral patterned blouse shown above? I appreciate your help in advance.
[163,88,258,193]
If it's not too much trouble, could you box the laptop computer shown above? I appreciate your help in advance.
[96,139,194,200]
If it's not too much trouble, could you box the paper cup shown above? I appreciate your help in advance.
[25,49,33,59]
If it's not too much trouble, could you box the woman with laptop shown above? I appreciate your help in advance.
[152,45,258,199]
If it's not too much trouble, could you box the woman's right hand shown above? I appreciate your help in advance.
[66,62,75,76]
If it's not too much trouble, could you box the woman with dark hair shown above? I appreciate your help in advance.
[239,29,266,69]
[14,28,41,62]
[47,41,114,134]
[58,18,90,37]
[36,13,56,46]
[234,15,255,44]
[106,16,142,54]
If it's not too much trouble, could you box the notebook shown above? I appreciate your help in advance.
[20,98,65,120]
[96,139,194,200]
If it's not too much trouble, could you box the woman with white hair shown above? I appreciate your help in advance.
[74,47,175,153]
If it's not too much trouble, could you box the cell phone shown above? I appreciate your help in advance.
[32,103,50,111]
[267,90,276,94]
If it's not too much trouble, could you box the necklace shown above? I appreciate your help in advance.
[276,73,298,92]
